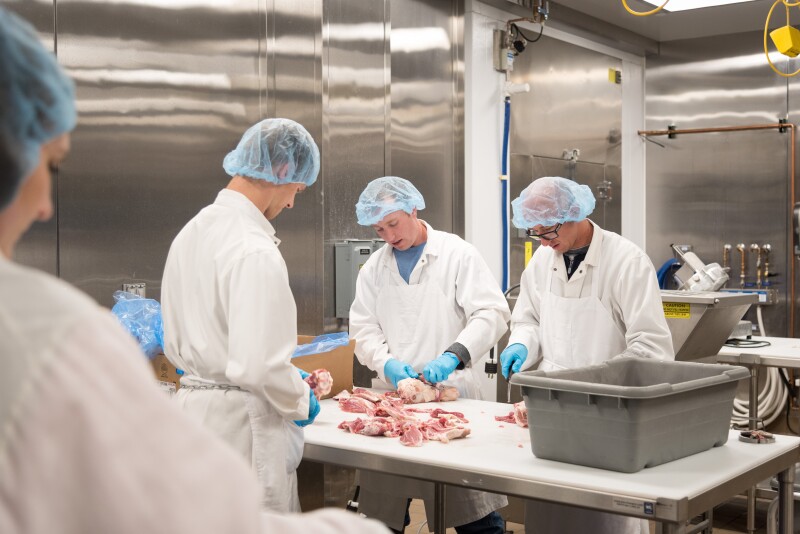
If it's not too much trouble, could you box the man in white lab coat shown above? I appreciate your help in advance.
[500,176,674,534]
[162,118,322,513]
[0,8,389,534]
[349,176,511,533]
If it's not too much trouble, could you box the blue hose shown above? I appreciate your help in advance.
[656,258,679,289]
[501,96,511,292]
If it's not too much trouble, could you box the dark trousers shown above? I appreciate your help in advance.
[390,500,505,534]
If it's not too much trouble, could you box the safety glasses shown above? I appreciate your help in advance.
[526,223,562,241]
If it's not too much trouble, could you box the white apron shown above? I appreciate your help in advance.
[358,260,507,530]
[525,262,647,534]
[176,375,304,513]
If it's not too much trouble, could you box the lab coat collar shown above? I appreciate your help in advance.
[215,189,280,246]
[378,220,440,268]
[582,219,603,267]
[547,219,603,281]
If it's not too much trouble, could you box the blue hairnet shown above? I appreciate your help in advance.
[355,176,426,226]
[511,176,595,229]
[222,118,320,186]
[0,8,77,210]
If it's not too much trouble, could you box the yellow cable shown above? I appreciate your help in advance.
[764,0,800,77]
[621,0,669,16]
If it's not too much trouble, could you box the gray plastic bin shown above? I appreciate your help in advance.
[509,358,750,473]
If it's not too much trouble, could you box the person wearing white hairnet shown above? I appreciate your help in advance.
[349,176,511,534]
[161,118,322,513]
[0,7,389,534]
[501,176,673,534]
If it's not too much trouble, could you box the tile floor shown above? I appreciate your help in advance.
[404,497,773,533]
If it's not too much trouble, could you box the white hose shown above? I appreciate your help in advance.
[731,307,788,428]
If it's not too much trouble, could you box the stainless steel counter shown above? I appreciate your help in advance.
[303,397,800,534]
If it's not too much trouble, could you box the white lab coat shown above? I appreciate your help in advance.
[349,221,511,530]
[508,220,674,534]
[0,255,389,534]
[162,189,310,513]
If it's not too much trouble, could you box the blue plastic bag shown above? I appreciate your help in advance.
[292,332,349,358]
[111,290,164,359]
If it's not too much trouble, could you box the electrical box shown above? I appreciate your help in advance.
[335,240,384,318]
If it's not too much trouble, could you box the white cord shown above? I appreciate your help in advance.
[416,521,427,534]
[730,308,788,428]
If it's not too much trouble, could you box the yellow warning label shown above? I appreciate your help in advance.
[525,241,533,267]
[663,302,690,319]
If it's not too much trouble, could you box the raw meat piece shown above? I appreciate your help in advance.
[338,395,377,417]
[426,426,471,444]
[512,401,528,427]
[398,422,426,447]
[429,408,468,423]
[304,369,333,399]
[351,388,383,403]
[396,378,459,404]
[338,417,394,436]
[494,401,528,428]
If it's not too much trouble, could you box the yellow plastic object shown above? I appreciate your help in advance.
[770,24,800,57]
[764,0,800,77]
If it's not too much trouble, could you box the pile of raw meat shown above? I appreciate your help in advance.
[304,369,333,399]
[335,378,469,447]
[495,401,528,428]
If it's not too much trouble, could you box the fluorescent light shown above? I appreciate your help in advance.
[640,0,756,12]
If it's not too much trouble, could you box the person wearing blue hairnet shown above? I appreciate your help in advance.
[0,7,390,534]
[161,118,323,513]
[501,176,673,534]
[349,176,510,534]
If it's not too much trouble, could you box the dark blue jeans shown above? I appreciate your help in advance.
[390,501,505,534]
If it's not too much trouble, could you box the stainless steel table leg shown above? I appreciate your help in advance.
[434,482,446,534]
[748,365,759,534]
[778,466,795,534]
[657,521,688,534]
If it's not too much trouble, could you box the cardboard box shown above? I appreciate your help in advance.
[150,353,181,395]
[293,335,354,399]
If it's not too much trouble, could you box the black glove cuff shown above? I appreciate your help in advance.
[446,342,471,370]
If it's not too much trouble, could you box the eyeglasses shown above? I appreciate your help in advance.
[526,223,562,241]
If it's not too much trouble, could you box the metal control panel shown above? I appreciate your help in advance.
[334,240,384,318]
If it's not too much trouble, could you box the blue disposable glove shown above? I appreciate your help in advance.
[384,358,419,389]
[423,352,460,383]
[294,389,320,427]
[296,367,310,380]
[501,343,528,379]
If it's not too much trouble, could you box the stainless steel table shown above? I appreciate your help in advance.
[303,397,799,534]
[717,336,800,534]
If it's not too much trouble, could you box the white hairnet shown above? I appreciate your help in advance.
[355,176,425,226]
[511,176,595,229]
[0,7,77,210]
[222,118,320,186]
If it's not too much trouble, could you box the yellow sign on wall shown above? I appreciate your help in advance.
[525,241,533,267]
[663,302,690,319]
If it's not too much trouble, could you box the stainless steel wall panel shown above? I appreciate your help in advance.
[509,35,623,165]
[389,0,462,234]
[55,0,267,307]
[268,0,323,335]
[646,32,790,336]
[322,0,387,323]
[4,1,58,275]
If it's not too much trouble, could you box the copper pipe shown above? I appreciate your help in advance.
[723,243,731,273]
[751,244,762,289]
[640,122,796,336]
